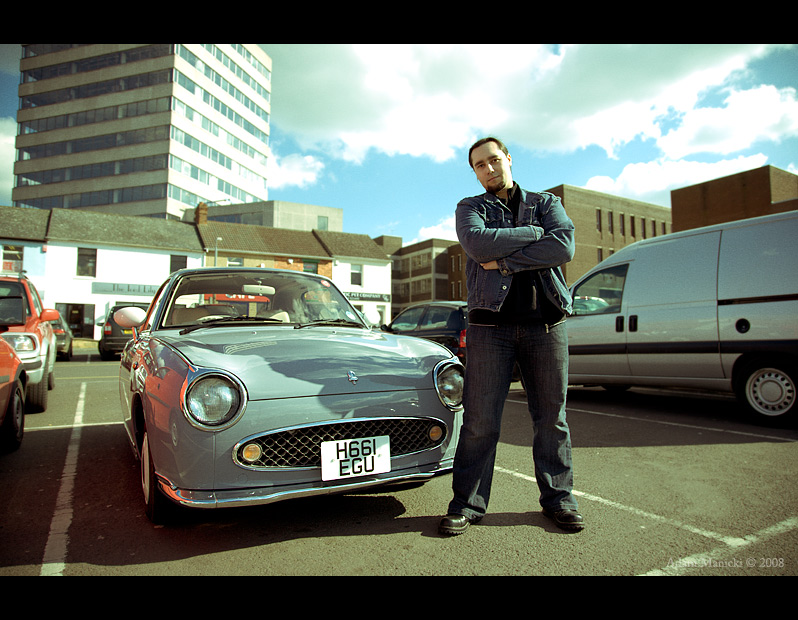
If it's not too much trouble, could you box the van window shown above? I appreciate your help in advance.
[572,264,628,315]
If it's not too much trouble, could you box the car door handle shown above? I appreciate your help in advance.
[629,315,638,332]
[615,316,624,332]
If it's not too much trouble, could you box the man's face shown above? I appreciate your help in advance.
[470,141,513,197]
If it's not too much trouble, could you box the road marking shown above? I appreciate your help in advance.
[639,517,798,576]
[494,466,749,546]
[566,405,798,442]
[507,396,797,442]
[39,382,86,577]
[495,465,798,574]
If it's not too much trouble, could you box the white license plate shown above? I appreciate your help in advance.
[320,435,390,481]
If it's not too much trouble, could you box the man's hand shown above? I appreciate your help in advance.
[481,260,499,270]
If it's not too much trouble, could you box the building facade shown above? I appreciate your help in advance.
[375,236,458,318]
[1,204,392,338]
[671,165,798,232]
[13,44,272,221]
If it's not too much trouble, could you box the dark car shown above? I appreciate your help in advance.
[381,301,526,386]
[98,303,149,360]
[50,315,73,361]
[381,302,468,365]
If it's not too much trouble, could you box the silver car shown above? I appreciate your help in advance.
[114,267,464,524]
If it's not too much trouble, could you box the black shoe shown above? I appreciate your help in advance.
[438,514,480,536]
[542,507,585,532]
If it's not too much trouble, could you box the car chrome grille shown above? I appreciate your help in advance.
[234,417,447,469]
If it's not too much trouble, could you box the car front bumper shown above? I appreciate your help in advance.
[154,458,453,509]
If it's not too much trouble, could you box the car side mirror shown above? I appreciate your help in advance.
[40,308,61,322]
[114,306,147,330]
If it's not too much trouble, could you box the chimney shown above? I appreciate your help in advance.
[195,202,208,225]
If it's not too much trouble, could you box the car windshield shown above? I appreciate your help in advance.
[0,282,28,325]
[161,270,365,330]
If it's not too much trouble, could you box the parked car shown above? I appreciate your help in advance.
[0,272,59,412]
[0,338,26,453]
[50,315,73,361]
[98,303,148,360]
[113,267,464,524]
[381,301,468,365]
[567,211,798,425]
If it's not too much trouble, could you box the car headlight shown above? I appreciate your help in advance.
[2,333,37,353]
[183,372,246,429]
[435,361,464,410]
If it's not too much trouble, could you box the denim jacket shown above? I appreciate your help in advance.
[455,187,575,317]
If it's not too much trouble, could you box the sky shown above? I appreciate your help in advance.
[2,43,797,246]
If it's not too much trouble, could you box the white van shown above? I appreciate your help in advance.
[567,210,798,425]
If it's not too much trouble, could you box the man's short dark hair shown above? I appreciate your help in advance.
[468,137,509,169]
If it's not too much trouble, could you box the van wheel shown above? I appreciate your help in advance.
[736,359,797,424]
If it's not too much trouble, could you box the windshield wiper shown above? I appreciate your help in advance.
[178,316,284,335]
[294,318,364,329]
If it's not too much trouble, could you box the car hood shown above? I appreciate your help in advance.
[157,325,453,400]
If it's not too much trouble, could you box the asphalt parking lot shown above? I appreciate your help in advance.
[1,343,796,576]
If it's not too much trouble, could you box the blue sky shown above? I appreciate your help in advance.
[2,44,797,245]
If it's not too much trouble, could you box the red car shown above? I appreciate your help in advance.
[0,338,25,452]
[0,273,60,412]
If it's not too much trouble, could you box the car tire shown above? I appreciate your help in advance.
[0,380,24,453]
[26,375,48,413]
[735,357,797,425]
[141,430,178,525]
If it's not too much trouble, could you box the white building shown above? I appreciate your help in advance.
[13,44,272,221]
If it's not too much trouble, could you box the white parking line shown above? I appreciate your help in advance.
[500,399,797,574]
[564,405,798,443]
[39,382,86,577]
[640,517,798,575]
[495,465,798,574]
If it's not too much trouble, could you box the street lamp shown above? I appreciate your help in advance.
[214,237,222,266]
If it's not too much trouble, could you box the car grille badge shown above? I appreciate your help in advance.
[347,370,358,384]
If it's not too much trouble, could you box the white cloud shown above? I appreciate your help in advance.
[266,152,325,190]
[658,85,798,159]
[415,215,458,244]
[261,43,787,168]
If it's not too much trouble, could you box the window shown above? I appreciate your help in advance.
[77,248,97,277]
[351,264,362,286]
[390,306,424,331]
[170,255,187,272]
[419,306,453,330]
[571,264,628,316]
[2,245,23,272]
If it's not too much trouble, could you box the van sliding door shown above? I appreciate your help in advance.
[625,231,723,379]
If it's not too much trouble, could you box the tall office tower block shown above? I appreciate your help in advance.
[13,44,272,220]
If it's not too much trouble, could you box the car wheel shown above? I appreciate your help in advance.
[0,380,24,453]
[26,376,48,413]
[736,358,797,425]
[141,430,177,524]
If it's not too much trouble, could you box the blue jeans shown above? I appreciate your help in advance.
[447,321,577,519]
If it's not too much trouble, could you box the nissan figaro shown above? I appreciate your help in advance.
[115,267,464,524]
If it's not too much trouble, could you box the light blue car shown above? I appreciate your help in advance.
[115,267,464,524]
